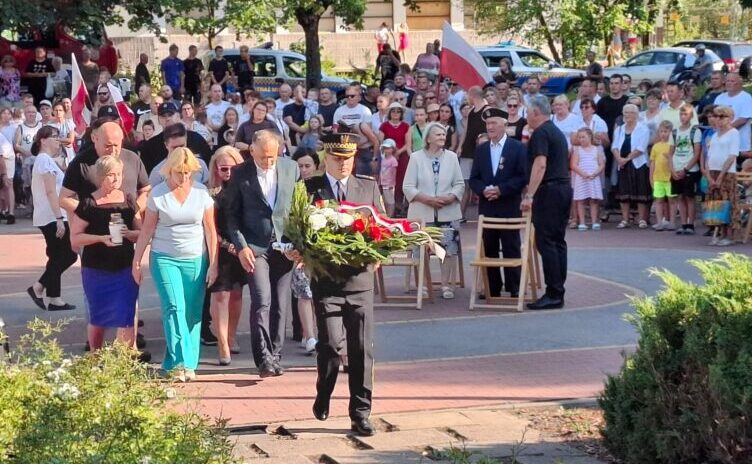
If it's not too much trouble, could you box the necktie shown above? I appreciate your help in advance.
[337,181,345,202]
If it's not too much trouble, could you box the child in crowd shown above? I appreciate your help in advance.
[571,128,605,230]
[142,120,155,141]
[300,115,324,151]
[650,120,676,231]
[379,139,398,217]
[671,104,702,235]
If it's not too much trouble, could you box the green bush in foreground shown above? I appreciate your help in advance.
[599,253,752,463]
[0,319,238,463]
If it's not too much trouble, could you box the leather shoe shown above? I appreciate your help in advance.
[312,396,329,421]
[47,302,76,311]
[272,360,284,376]
[527,295,564,310]
[258,361,276,378]
[350,418,375,436]
[27,286,45,310]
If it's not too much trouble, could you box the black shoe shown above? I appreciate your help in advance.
[200,331,218,346]
[272,360,284,376]
[6,214,15,225]
[27,286,45,310]
[312,396,330,421]
[478,293,486,300]
[136,333,146,349]
[527,295,564,310]
[136,350,152,363]
[47,302,76,311]
[0,212,6,220]
[350,418,376,436]
[509,292,519,298]
[258,361,276,378]
[84,341,90,352]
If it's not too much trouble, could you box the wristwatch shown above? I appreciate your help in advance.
[524,193,534,200]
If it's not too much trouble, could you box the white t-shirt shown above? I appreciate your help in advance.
[571,95,601,117]
[31,153,66,226]
[333,104,372,130]
[672,126,702,172]
[205,100,232,131]
[583,114,608,135]
[0,131,14,176]
[707,128,740,172]
[0,122,17,149]
[551,112,585,147]
[275,98,292,121]
[714,91,752,152]
[46,120,77,165]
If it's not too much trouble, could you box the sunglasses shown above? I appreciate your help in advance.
[97,92,109,96]
[714,113,729,118]
[507,104,518,108]
[217,166,233,173]
[346,94,358,98]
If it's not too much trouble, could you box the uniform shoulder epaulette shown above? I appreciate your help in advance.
[354,174,376,181]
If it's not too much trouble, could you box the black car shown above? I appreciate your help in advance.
[673,40,752,78]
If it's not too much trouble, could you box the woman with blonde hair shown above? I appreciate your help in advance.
[71,155,141,350]
[207,146,246,364]
[132,147,218,381]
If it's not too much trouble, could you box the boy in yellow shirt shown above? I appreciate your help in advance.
[650,120,676,231]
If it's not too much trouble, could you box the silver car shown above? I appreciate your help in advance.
[603,47,724,85]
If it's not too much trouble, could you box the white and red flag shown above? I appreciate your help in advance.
[439,22,492,90]
[107,82,135,134]
[70,53,91,135]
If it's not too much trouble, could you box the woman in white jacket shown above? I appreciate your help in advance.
[611,104,652,229]
[403,122,465,299]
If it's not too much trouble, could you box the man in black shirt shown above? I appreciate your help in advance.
[283,84,308,144]
[183,45,204,105]
[317,88,339,131]
[585,49,603,80]
[208,45,231,93]
[24,47,54,105]
[362,85,380,113]
[135,53,151,92]
[236,45,255,91]
[596,73,628,181]
[521,95,571,310]
[130,84,153,129]
[138,102,212,174]
[393,74,415,107]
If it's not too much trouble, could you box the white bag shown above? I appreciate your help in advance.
[45,75,54,99]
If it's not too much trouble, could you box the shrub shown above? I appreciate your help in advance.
[599,253,752,463]
[0,319,238,463]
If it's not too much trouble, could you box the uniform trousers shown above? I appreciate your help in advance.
[532,182,572,299]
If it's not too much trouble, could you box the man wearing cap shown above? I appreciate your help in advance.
[585,49,603,80]
[138,102,212,175]
[224,130,299,378]
[691,44,714,82]
[38,100,54,125]
[469,108,528,298]
[305,132,385,437]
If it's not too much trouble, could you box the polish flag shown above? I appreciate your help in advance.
[107,82,135,135]
[70,53,91,135]
[440,22,492,90]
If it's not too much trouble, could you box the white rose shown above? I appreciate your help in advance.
[309,213,328,231]
[321,208,338,219]
[336,212,355,228]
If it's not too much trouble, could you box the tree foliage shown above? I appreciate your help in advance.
[471,0,656,64]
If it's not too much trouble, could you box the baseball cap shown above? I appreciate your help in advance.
[381,138,396,149]
[97,105,119,119]
[426,103,440,113]
[39,99,52,108]
[158,102,179,116]
[695,43,706,51]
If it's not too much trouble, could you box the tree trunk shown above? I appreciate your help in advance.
[536,11,561,63]
[298,12,322,89]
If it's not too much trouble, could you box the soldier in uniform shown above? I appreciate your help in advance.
[305,133,385,437]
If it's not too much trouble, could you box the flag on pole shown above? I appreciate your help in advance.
[70,53,91,135]
[439,22,492,90]
[107,82,135,134]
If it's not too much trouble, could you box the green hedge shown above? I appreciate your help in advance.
[599,254,752,463]
[0,319,238,463]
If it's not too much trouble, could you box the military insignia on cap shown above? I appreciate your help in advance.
[482,107,506,121]
[322,132,361,157]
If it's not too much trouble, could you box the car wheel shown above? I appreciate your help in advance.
[740,58,751,80]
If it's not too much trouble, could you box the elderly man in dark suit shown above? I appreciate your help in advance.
[224,130,300,377]
[469,108,528,297]
[305,133,385,437]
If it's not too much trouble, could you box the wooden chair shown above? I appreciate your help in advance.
[374,221,434,310]
[428,235,465,289]
[469,214,539,312]
[735,172,752,243]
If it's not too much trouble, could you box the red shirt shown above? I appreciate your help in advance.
[379,121,410,149]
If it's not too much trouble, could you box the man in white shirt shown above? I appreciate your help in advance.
[571,79,601,117]
[660,82,698,129]
[713,72,752,155]
[204,84,231,142]
[333,84,372,132]
[275,84,293,121]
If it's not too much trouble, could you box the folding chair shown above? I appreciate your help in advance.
[428,235,465,289]
[469,214,539,312]
[735,172,752,243]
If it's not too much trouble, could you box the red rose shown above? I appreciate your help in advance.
[369,225,383,241]
[315,200,326,208]
[353,218,366,233]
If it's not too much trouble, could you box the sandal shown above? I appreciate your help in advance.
[638,220,648,229]
[616,220,629,229]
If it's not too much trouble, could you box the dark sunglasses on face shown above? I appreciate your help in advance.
[98,92,109,96]
[346,94,358,98]
[507,104,518,108]
[218,166,232,173]
[714,113,728,118]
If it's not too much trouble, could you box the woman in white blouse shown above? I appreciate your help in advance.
[611,104,652,229]
[403,122,465,299]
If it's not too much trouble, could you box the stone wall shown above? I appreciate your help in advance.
[112,30,509,75]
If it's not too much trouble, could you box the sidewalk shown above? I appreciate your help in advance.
[228,402,608,463]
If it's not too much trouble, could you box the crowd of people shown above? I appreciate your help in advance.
[2,39,752,435]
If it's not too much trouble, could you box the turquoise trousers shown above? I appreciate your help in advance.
[150,251,207,371]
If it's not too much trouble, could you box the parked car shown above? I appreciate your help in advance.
[476,43,586,95]
[0,22,119,76]
[672,39,752,77]
[201,48,350,98]
[603,47,724,85]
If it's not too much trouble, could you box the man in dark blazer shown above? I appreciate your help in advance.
[469,108,528,297]
[305,133,385,437]
[224,130,300,377]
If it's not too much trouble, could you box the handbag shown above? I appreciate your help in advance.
[702,199,732,226]
[45,75,54,99]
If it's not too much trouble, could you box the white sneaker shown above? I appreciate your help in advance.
[441,287,455,299]
[305,337,317,353]
[663,221,676,231]
[653,222,664,231]
[717,238,734,247]
[709,237,720,246]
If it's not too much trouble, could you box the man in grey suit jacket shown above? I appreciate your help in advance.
[305,133,385,437]
[225,130,300,377]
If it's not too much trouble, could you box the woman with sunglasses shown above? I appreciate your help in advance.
[703,105,740,246]
[207,146,246,364]
[504,96,527,142]
[28,126,78,311]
